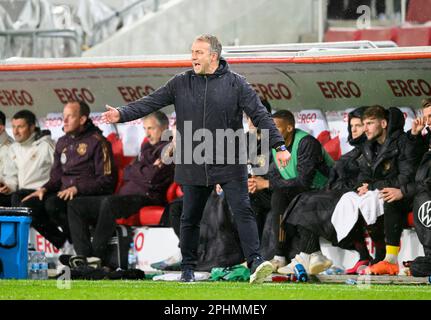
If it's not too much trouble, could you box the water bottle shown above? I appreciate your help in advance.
[39,251,49,280]
[27,250,36,279]
[294,264,308,282]
[128,242,137,269]
[29,252,40,280]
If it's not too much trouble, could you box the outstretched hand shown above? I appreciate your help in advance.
[102,105,120,124]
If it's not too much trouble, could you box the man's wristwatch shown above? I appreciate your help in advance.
[275,144,287,152]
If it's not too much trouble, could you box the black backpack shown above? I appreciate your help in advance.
[410,256,431,277]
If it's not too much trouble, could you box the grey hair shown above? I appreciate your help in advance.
[143,111,169,129]
[194,34,222,61]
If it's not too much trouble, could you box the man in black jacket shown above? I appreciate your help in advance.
[103,34,290,284]
[355,106,423,275]
[370,99,431,261]
[280,106,373,275]
[265,110,333,271]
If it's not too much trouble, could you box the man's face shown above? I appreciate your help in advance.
[144,116,164,145]
[63,102,86,134]
[12,118,34,142]
[350,117,364,139]
[191,40,216,75]
[423,106,431,126]
[363,117,386,141]
[273,118,293,142]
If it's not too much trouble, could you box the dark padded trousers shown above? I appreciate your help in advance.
[383,199,410,247]
[19,191,68,249]
[250,189,271,240]
[0,193,11,207]
[270,187,308,257]
[180,178,261,270]
[68,195,162,263]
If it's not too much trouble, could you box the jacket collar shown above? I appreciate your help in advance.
[0,131,10,145]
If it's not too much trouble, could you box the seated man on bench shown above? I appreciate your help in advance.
[66,111,175,269]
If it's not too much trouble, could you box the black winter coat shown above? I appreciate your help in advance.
[117,58,284,186]
[356,107,421,193]
[411,149,431,248]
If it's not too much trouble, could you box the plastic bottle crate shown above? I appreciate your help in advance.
[0,208,32,279]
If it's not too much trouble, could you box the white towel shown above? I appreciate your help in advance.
[331,190,384,242]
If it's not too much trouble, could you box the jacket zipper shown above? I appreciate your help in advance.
[204,76,209,186]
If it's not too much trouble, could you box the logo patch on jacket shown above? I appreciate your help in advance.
[77,143,88,156]
[61,152,67,164]
[383,161,391,172]
[418,201,431,228]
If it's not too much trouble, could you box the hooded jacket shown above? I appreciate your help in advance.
[117,58,284,186]
[43,120,117,195]
[356,107,421,193]
[3,130,54,193]
[327,106,367,191]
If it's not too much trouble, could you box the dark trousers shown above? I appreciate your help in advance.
[168,197,183,239]
[68,194,162,264]
[383,199,410,247]
[296,226,321,254]
[271,187,308,256]
[0,193,11,207]
[250,189,271,240]
[180,178,260,269]
[19,190,69,249]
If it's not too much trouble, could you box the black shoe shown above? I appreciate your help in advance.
[249,256,272,284]
[180,269,195,283]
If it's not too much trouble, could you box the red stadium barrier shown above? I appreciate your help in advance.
[358,27,397,42]
[396,26,431,46]
[324,28,360,42]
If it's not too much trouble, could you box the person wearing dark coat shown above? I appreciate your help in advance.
[102,34,290,284]
[280,107,374,275]
[355,106,424,275]
[66,111,175,268]
[21,101,117,250]
[372,99,431,260]
[265,109,333,272]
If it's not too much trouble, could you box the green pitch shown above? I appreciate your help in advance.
[0,280,431,300]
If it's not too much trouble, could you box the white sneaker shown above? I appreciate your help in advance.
[309,251,332,275]
[249,260,273,284]
[277,253,311,274]
[269,256,286,272]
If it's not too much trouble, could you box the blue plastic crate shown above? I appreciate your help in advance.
[0,215,32,279]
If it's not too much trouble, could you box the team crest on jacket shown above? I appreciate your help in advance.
[418,201,431,228]
[77,143,88,156]
[383,161,391,171]
[60,151,67,164]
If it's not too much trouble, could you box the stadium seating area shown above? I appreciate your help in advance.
[325,0,431,47]
[325,25,431,46]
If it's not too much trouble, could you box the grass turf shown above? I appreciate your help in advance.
[0,280,431,300]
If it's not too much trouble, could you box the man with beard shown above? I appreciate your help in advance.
[102,35,290,284]
[265,109,334,272]
[352,106,422,275]
[279,107,375,275]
